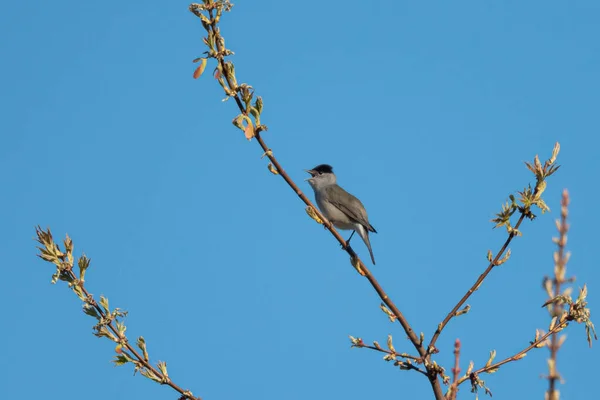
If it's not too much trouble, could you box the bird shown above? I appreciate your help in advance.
[305,164,377,264]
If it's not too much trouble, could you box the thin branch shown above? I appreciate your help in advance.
[35,227,199,400]
[456,320,568,387]
[446,339,461,400]
[190,3,445,399]
[455,190,595,395]
[428,144,560,355]
[355,342,428,376]
[360,344,423,361]
[427,214,525,354]
[546,189,570,397]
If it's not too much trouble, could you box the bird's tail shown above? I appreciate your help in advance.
[357,225,376,265]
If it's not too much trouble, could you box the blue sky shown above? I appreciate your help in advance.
[1,1,599,399]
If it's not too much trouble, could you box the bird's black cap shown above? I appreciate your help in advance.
[312,164,334,174]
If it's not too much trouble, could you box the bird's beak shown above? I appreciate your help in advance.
[304,169,316,181]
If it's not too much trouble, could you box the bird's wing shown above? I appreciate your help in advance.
[324,185,376,233]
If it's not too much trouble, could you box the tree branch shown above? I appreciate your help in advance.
[446,339,461,400]
[427,213,525,353]
[457,320,569,387]
[35,227,199,400]
[427,143,561,355]
[350,338,428,377]
[546,191,569,397]
[189,2,445,398]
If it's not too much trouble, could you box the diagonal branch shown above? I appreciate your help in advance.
[35,227,199,400]
[427,144,560,356]
[456,319,569,387]
[427,213,526,353]
[190,3,445,399]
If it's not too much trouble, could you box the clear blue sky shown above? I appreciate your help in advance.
[1,1,598,399]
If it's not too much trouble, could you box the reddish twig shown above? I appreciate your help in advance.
[546,190,569,397]
[447,339,461,400]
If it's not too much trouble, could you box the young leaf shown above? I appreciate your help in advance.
[244,122,255,140]
[193,58,208,79]
[267,163,278,175]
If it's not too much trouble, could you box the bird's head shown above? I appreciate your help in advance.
[305,164,336,188]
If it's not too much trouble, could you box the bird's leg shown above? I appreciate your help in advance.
[347,230,356,243]
[343,231,356,249]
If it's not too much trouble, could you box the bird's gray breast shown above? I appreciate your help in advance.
[315,190,356,230]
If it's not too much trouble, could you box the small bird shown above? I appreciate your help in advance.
[305,164,377,264]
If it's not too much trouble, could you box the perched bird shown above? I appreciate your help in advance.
[305,164,377,264]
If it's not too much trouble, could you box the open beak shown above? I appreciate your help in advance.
[304,169,316,181]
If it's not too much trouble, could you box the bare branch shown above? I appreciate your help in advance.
[545,190,570,398]
[445,339,461,400]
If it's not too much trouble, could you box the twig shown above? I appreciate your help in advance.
[546,190,569,398]
[456,190,595,395]
[361,344,422,361]
[35,227,199,400]
[427,214,525,354]
[428,143,561,355]
[456,320,568,386]
[189,3,444,399]
[446,339,461,400]
[354,342,428,376]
